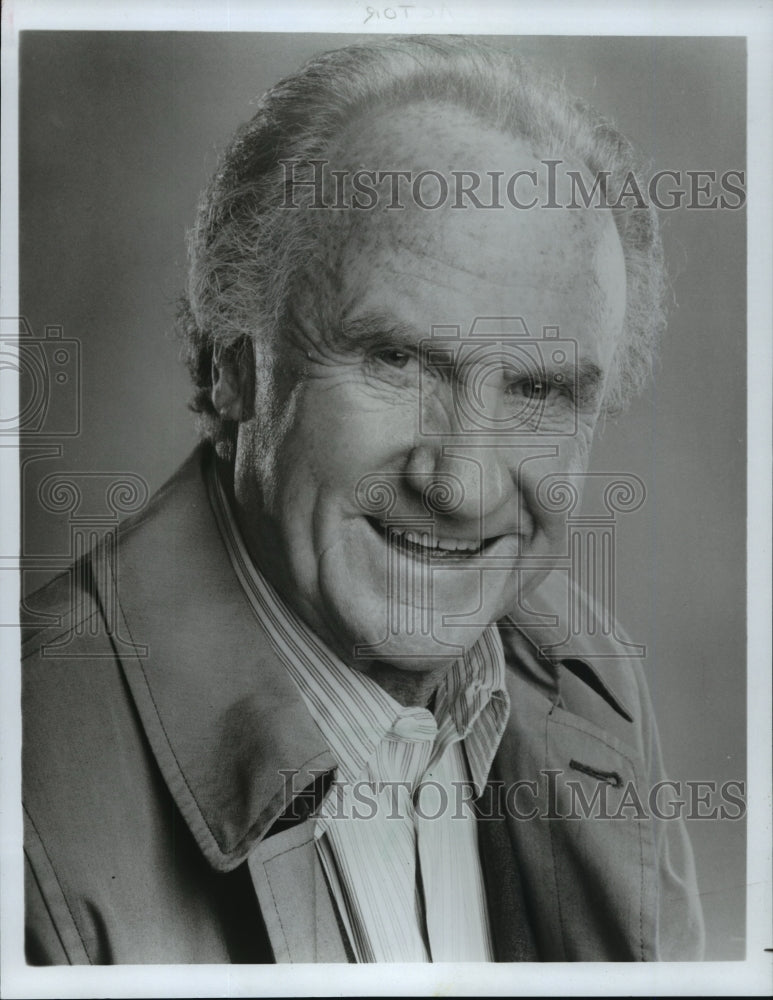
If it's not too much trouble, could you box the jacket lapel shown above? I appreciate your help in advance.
[248,820,350,963]
[92,446,338,873]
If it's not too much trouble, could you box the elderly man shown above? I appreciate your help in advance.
[22,36,704,964]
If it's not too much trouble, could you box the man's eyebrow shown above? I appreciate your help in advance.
[552,360,605,407]
[336,313,424,351]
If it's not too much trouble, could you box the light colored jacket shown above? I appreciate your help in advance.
[22,446,704,964]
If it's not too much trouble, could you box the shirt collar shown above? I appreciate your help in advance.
[210,459,510,794]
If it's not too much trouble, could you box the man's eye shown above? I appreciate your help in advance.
[374,348,414,369]
[507,378,550,400]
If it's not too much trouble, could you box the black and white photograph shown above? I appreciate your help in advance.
[1,1,771,996]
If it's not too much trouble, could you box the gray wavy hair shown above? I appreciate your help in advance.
[178,35,665,451]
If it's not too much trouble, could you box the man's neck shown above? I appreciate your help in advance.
[351,658,453,709]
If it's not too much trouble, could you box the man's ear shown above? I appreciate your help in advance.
[211,339,253,422]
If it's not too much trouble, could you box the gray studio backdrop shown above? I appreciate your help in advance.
[19,32,746,959]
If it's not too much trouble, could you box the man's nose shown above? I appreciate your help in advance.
[403,441,513,522]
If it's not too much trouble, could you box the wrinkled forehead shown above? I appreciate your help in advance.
[287,103,628,380]
[321,102,623,299]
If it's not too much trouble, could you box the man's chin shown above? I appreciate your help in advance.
[318,551,528,670]
[341,618,488,674]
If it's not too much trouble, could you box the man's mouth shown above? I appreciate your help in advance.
[365,517,502,560]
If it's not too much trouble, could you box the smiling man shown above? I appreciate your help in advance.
[22,36,704,964]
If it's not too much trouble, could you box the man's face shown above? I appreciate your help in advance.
[231,110,627,674]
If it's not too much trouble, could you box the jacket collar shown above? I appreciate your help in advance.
[500,571,636,724]
[94,446,336,872]
[97,445,632,872]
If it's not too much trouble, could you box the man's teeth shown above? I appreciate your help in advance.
[385,526,481,552]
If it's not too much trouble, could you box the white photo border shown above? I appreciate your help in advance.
[1,1,770,997]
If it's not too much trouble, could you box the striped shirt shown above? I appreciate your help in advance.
[209,461,511,962]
